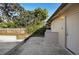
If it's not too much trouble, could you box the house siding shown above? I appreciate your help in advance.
[51,4,79,54]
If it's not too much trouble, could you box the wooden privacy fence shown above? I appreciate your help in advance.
[0,28,28,39]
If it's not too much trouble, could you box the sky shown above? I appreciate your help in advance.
[20,3,61,17]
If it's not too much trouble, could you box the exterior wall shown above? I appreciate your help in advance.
[51,16,65,48]
[51,4,79,54]
[66,11,79,54]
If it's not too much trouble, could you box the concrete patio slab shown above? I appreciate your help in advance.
[0,42,20,55]
[5,37,69,55]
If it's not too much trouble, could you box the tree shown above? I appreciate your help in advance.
[0,3,25,22]
[0,3,15,21]
[33,8,48,20]
[0,4,48,29]
[0,3,30,27]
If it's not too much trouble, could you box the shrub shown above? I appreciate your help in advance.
[0,21,16,28]
[6,21,16,28]
[0,23,8,28]
[25,21,44,34]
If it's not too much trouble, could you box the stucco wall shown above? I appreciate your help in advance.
[66,11,79,54]
[51,4,79,54]
[51,16,65,48]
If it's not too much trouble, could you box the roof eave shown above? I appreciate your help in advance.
[47,3,68,23]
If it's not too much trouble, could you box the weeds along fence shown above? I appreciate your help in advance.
[0,28,28,39]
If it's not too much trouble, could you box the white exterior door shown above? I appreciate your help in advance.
[66,12,79,54]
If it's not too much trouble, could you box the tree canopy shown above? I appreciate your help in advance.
[0,3,48,33]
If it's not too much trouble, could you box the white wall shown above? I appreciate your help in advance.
[66,12,79,54]
[51,16,65,48]
[51,4,79,54]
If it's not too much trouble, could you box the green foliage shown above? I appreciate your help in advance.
[0,3,25,21]
[0,3,48,34]
[0,23,7,28]
[34,8,48,20]
[32,26,46,37]
[5,21,16,28]
[26,21,44,34]
[0,21,16,28]
[13,7,48,28]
